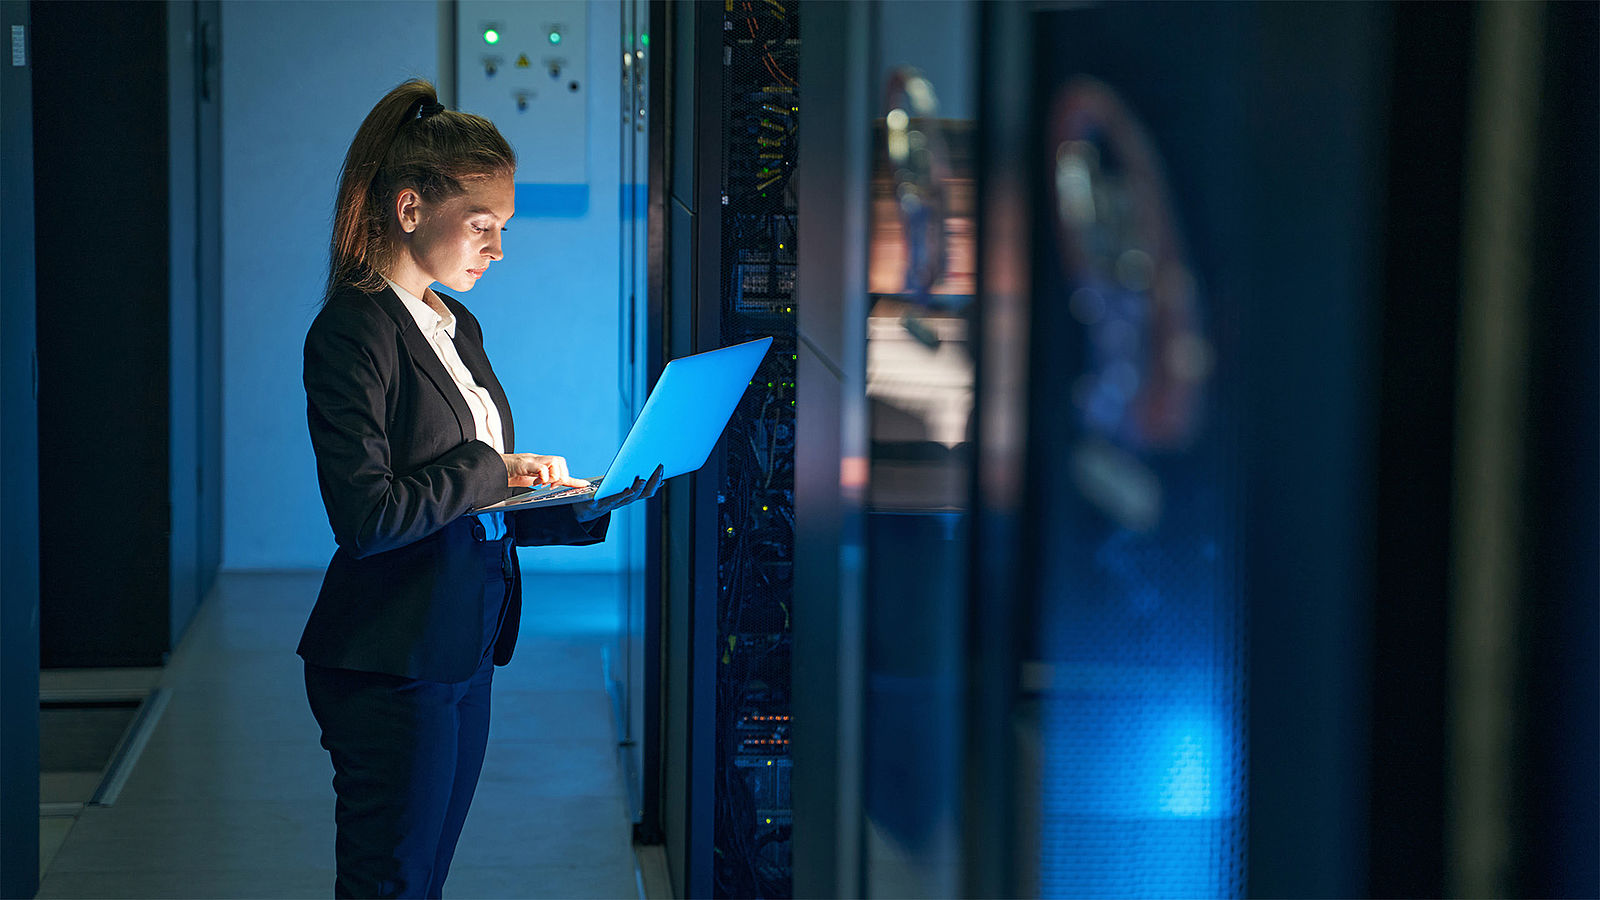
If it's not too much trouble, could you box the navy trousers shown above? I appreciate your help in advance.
[305,536,513,899]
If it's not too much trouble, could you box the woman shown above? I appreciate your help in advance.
[298,79,659,899]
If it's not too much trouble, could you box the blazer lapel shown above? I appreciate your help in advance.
[451,315,515,451]
[371,287,476,443]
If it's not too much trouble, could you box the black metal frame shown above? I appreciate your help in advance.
[0,2,40,895]
[636,0,668,851]
[194,0,223,628]
[657,2,724,896]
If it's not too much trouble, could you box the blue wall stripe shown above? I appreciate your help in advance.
[515,182,590,218]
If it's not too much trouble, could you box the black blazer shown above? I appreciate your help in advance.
[297,284,607,683]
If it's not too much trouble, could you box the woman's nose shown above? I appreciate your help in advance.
[486,232,504,260]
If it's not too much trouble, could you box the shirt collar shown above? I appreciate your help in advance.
[385,277,456,340]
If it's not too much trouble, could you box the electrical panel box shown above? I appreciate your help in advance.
[456,0,588,185]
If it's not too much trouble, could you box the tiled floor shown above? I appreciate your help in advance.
[36,570,642,900]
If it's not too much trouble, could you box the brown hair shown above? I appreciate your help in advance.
[325,79,516,300]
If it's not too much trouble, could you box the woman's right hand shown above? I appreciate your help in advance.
[502,453,590,489]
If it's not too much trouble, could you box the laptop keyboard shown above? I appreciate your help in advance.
[536,483,598,502]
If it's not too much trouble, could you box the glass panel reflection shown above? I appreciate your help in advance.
[863,66,973,900]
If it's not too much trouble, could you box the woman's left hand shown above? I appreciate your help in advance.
[574,465,664,523]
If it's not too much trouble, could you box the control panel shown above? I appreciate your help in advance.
[456,0,588,185]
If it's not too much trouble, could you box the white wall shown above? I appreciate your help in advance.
[222,0,625,572]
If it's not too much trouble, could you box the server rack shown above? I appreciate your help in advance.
[711,3,799,896]
[655,2,802,895]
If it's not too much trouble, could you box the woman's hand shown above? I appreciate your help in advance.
[573,465,664,523]
[502,453,589,489]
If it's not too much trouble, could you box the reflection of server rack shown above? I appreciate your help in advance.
[717,1,798,896]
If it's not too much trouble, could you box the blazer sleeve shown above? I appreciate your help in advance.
[305,303,509,558]
[510,506,611,547]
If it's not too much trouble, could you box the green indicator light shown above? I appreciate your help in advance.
[548,31,561,44]
[640,33,649,46]
[483,28,499,44]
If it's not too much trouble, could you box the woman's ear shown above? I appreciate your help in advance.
[395,188,423,235]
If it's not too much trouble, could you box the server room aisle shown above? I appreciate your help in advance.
[35,571,641,899]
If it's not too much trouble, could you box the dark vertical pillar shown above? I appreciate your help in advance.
[968,3,1033,895]
[0,2,40,895]
[1238,4,1392,897]
[1365,5,1472,897]
[792,1,870,897]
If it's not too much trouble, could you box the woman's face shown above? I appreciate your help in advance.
[394,171,515,294]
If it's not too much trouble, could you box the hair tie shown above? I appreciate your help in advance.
[419,100,445,119]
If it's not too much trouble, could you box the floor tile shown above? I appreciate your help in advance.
[45,798,333,874]
[488,688,617,743]
[113,737,334,805]
[450,794,636,871]
[445,861,639,899]
[39,816,76,874]
[477,739,627,799]
[36,866,335,899]
[152,682,322,741]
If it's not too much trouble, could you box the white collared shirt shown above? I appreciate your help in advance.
[386,277,508,539]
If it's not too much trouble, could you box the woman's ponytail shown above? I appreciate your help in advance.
[324,79,516,302]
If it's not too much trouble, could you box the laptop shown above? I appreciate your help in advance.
[472,336,774,512]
